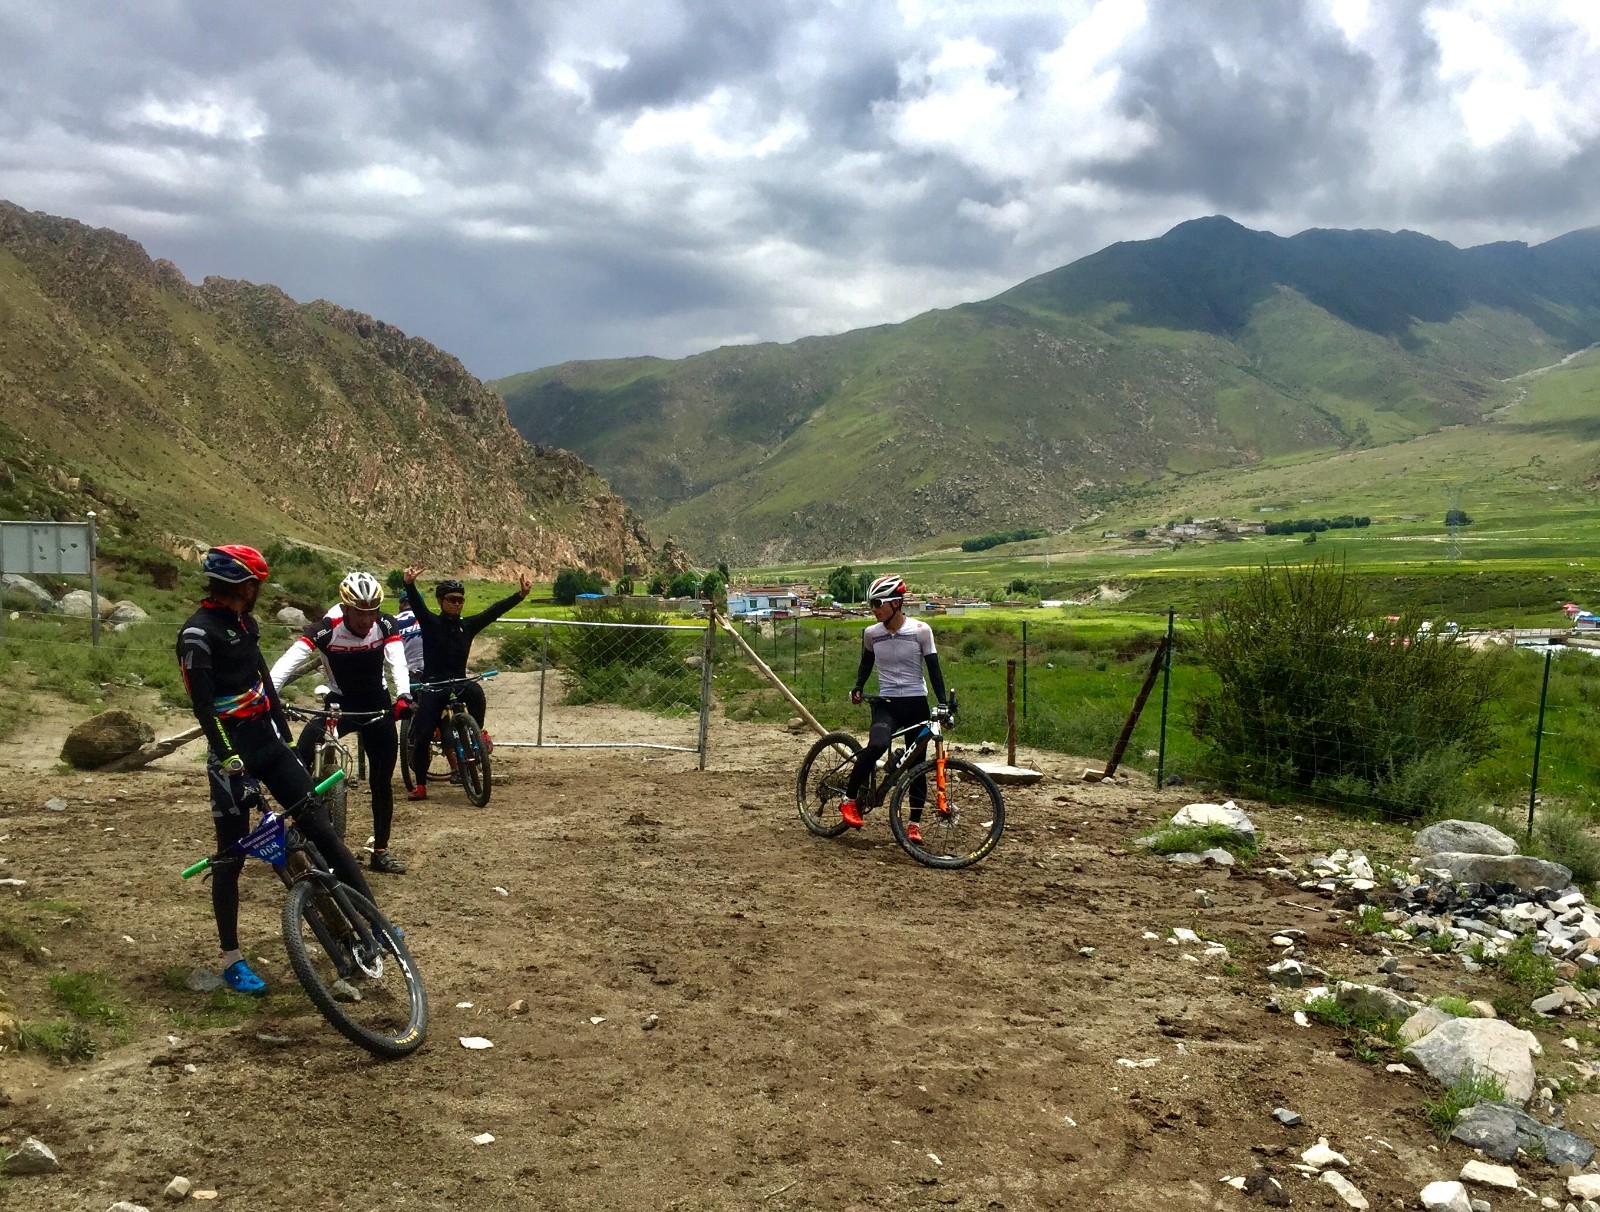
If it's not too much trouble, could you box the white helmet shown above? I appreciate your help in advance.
[867,573,907,605]
[338,571,384,610]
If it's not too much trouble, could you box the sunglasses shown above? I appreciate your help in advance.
[440,594,466,604]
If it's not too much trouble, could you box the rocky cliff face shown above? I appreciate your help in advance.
[0,200,652,577]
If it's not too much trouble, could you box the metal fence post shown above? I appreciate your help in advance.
[87,511,100,647]
[1021,619,1028,720]
[1157,608,1174,789]
[697,612,715,770]
[1528,647,1553,840]
[792,618,798,680]
[821,625,827,700]
[537,622,549,746]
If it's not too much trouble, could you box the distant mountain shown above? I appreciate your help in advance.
[495,217,1600,564]
[0,201,652,577]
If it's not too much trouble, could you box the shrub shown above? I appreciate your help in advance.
[556,600,699,713]
[1423,1065,1505,1138]
[1187,559,1503,819]
[552,567,605,605]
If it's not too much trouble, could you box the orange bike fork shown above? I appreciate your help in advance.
[935,748,949,816]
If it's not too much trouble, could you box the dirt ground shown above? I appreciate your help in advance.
[3,673,1599,1211]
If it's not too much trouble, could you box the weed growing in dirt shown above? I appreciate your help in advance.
[1302,993,1404,1062]
[1423,1065,1507,1138]
[1432,995,1475,1017]
[31,898,85,919]
[48,970,125,1029]
[1348,905,1388,935]
[1421,930,1456,954]
[18,1018,98,1062]
[1143,822,1258,861]
[1490,936,1559,998]
[0,920,44,961]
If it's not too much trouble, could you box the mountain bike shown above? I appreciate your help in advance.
[181,770,427,1058]
[796,692,1005,869]
[400,671,497,807]
[285,687,384,840]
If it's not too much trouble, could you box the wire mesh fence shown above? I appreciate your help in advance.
[716,612,1600,834]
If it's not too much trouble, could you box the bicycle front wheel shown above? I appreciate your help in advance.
[796,731,861,837]
[454,712,491,807]
[312,746,349,840]
[398,716,414,792]
[282,877,427,1058]
[888,757,1005,869]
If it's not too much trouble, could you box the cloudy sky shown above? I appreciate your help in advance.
[3,0,1599,379]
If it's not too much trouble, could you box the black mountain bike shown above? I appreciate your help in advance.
[182,770,427,1058]
[285,689,385,840]
[400,671,497,807]
[796,692,1005,869]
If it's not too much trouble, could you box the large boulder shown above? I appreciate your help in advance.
[1450,1101,1595,1166]
[58,589,113,619]
[0,573,56,612]
[60,709,154,769]
[1416,851,1572,892]
[1403,1017,1542,1104]
[1414,820,1517,857]
[106,599,149,625]
[1170,800,1256,840]
[275,606,311,629]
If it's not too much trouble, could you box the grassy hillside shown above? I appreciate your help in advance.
[0,201,653,578]
[496,217,1600,564]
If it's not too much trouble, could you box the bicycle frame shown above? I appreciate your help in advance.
[182,769,348,882]
[861,702,950,815]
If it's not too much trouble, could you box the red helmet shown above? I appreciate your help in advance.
[203,544,271,583]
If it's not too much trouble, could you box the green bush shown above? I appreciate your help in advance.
[552,567,605,605]
[556,601,699,713]
[1187,559,1503,819]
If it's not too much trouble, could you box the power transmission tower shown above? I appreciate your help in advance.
[1446,486,1463,560]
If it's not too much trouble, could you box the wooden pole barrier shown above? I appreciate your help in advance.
[1006,658,1017,767]
[713,610,826,738]
[1083,634,1170,782]
[99,724,204,773]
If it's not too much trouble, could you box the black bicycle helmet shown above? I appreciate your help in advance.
[434,579,466,599]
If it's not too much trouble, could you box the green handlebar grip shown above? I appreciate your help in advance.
[314,768,348,794]
[181,858,210,879]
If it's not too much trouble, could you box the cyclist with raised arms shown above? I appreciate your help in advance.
[270,571,414,874]
[401,567,531,800]
[839,573,950,843]
[175,545,379,995]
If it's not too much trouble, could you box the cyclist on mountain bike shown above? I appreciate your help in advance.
[840,574,950,843]
[270,571,414,873]
[176,545,380,995]
[401,567,531,800]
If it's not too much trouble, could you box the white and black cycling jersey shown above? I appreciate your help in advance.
[269,612,410,711]
[861,617,937,697]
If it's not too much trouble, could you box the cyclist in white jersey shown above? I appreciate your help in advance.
[840,573,949,841]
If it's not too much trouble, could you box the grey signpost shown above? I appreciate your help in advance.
[0,516,99,644]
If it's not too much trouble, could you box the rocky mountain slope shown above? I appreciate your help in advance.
[496,217,1600,563]
[0,201,652,578]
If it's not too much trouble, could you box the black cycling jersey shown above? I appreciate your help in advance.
[402,583,526,681]
[270,612,410,712]
[176,601,292,761]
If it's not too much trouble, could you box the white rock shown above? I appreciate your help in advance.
[163,1176,193,1200]
[1420,1181,1472,1212]
[1302,1137,1350,1169]
[1385,1063,1414,1075]
[1460,1159,1520,1189]
[1171,800,1256,838]
[108,1204,152,1212]
[1572,1175,1600,1199]
[1171,927,1202,943]
[472,1133,495,1145]
[2,1136,60,1174]
[459,1036,494,1049]
[1321,1170,1369,1209]
[1405,1017,1542,1103]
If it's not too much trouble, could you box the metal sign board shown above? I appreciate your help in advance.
[0,521,93,576]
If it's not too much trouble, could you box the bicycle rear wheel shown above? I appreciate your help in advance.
[282,877,427,1058]
[454,712,491,807]
[398,716,414,792]
[796,731,861,838]
[888,757,1004,869]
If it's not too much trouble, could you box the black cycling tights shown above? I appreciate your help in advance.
[293,713,400,849]
[409,681,487,785]
[207,714,377,953]
[847,695,931,808]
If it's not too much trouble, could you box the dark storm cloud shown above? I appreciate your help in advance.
[1,1,1598,375]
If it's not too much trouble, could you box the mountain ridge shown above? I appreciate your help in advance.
[497,216,1600,563]
[0,200,653,578]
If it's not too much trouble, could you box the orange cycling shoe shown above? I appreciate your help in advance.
[839,799,864,828]
[905,823,923,844]
[407,784,427,801]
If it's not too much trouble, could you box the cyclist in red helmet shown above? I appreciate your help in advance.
[839,574,949,842]
[176,544,380,995]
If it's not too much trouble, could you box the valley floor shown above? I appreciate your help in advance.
[2,676,1597,1210]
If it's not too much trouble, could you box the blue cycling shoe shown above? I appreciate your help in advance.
[222,959,268,997]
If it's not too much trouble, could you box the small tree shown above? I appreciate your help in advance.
[1445,509,1473,527]
[667,570,700,599]
[826,565,856,603]
[385,568,405,593]
[553,566,604,605]
[699,570,725,601]
[614,574,634,596]
[1188,559,1504,819]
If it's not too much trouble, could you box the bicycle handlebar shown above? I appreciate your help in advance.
[412,670,499,693]
[181,769,348,879]
[284,704,389,724]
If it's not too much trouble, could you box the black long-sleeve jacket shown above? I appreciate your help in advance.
[402,583,527,682]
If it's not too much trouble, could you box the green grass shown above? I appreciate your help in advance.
[1423,1065,1508,1138]
[0,920,44,961]
[47,970,125,1029]
[18,1018,98,1062]
[1348,905,1389,935]
[1431,995,1475,1017]
[1142,823,1258,861]
[160,964,271,1029]
[1302,991,1405,1063]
